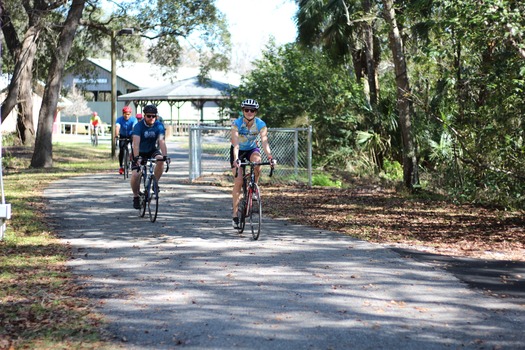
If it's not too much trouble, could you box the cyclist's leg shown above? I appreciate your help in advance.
[152,150,165,181]
[232,166,243,216]
[231,148,248,219]
[118,139,125,167]
[123,143,130,178]
[130,159,142,196]
[249,149,263,183]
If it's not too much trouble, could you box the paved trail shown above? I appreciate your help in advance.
[44,148,525,349]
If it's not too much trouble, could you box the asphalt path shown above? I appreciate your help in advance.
[44,145,525,349]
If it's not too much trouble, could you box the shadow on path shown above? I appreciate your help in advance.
[392,248,525,303]
[44,165,525,349]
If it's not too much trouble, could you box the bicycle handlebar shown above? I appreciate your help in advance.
[115,136,132,147]
[235,161,274,178]
[139,157,171,173]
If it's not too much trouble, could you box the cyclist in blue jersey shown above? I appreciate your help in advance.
[130,104,168,209]
[115,105,138,175]
[230,98,276,229]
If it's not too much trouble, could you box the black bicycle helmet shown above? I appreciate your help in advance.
[240,98,259,110]
[143,104,158,115]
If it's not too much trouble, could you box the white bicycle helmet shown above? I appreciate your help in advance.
[241,98,259,110]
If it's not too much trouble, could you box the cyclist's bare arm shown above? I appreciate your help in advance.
[158,135,168,158]
[115,124,121,139]
[132,135,140,159]
[231,127,240,164]
[259,127,273,161]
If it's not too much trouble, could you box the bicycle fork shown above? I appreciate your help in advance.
[139,170,149,205]
[244,184,257,216]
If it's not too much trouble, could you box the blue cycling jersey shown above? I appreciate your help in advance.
[132,120,165,154]
[231,117,267,151]
[116,116,137,137]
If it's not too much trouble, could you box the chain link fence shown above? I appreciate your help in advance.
[189,126,312,186]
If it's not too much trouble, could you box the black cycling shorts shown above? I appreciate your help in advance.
[230,145,260,168]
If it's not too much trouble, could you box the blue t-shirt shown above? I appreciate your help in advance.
[132,120,165,154]
[116,116,137,137]
[231,117,267,151]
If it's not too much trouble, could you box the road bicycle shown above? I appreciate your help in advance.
[90,126,98,146]
[235,160,274,240]
[118,136,133,179]
[137,157,170,223]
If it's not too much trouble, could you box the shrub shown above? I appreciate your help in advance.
[312,173,342,187]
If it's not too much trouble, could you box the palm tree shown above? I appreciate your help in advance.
[296,0,379,108]
[296,0,419,188]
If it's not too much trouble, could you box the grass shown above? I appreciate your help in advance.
[0,141,121,350]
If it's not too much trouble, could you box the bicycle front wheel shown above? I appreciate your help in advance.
[237,192,246,234]
[139,172,147,218]
[147,176,159,223]
[249,183,262,240]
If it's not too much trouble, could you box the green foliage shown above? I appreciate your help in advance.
[133,0,230,73]
[228,43,368,167]
[356,130,391,171]
[2,132,20,147]
[404,0,525,209]
[380,160,403,182]
[230,0,525,209]
[312,173,342,188]
[5,0,524,208]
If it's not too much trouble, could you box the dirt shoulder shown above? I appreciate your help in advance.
[262,184,525,262]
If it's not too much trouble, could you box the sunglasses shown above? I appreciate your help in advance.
[243,109,257,113]
[144,114,156,119]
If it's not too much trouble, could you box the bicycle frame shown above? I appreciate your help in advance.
[119,137,133,179]
[90,126,99,146]
[235,161,273,240]
[137,157,170,223]
[119,137,132,150]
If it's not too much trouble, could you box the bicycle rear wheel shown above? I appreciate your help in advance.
[148,176,159,222]
[249,184,262,240]
[237,192,246,234]
[139,172,147,217]
[123,147,130,179]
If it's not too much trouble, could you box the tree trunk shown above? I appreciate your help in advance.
[0,2,39,145]
[30,0,86,168]
[16,40,38,145]
[1,27,39,120]
[362,0,378,107]
[0,0,20,123]
[382,0,419,189]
